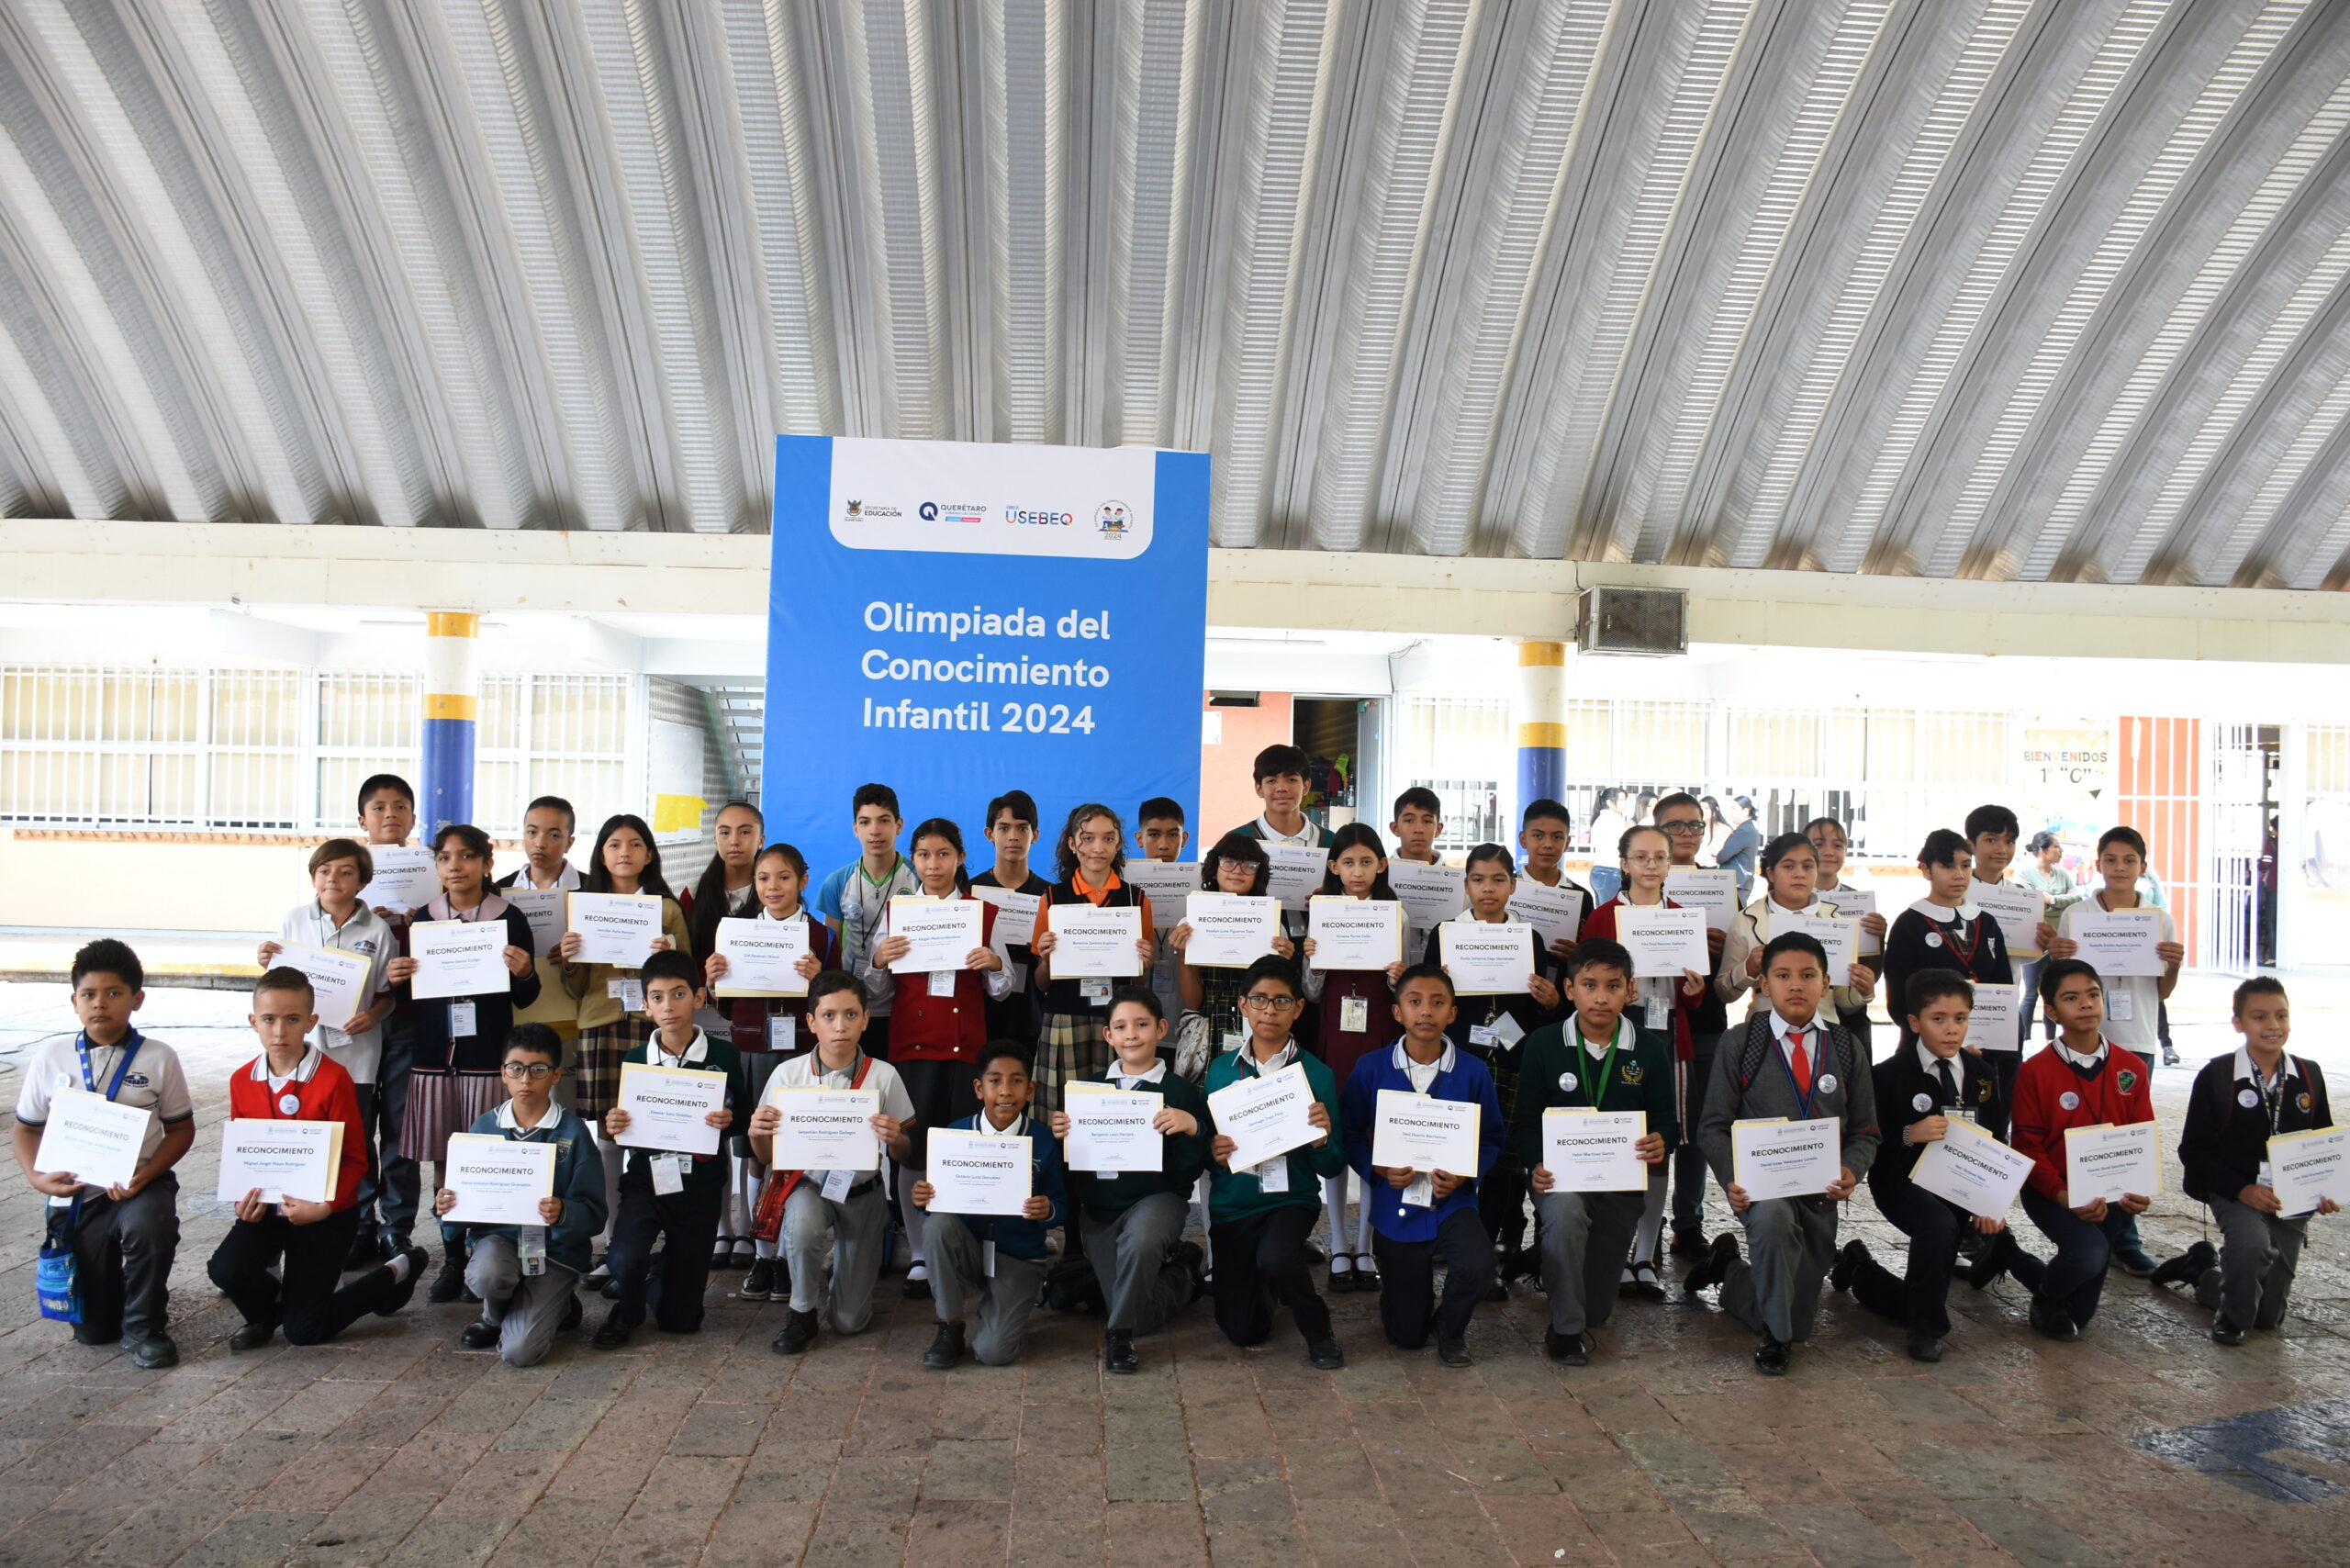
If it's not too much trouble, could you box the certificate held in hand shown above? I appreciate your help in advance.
[1386,859,1466,928]
[506,887,565,958]
[1120,860,1195,927]
[1264,845,1325,913]
[1438,922,1536,995]
[2267,1126,2349,1216]
[924,1127,1032,1215]
[765,1087,880,1171]
[2064,1121,2160,1204]
[713,916,809,997]
[1506,882,1585,953]
[1908,1119,2032,1219]
[1779,911,1859,980]
[1614,904,1708,979]
[2067,907,2164,977]
[1182,893,1280,968]
[1307,897,1403,971]
[566,891,664,967]
[1970,880,2047,958]
[615,1062,729,1156]
[1061,1083,1162,1173]
[442,1133,558,1226]
[1046,902,1143,977]
[1730,1116,1842,1201]
[32,1090,150,1192]
[1664,868,1738,932]
[408,919,512,1001]
[1369,1090,1480,1177]
[273,941,373,1031]
[1541,1108,1647,1193]
[360,845,437,913]
[218,1118,344,1205]
[1962,984,2021,1052]
[1204,1062,1320,1171]
[887,897,984,973]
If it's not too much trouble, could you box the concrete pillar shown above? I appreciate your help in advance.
[1516,640,1567,819]
[421,611,480,838]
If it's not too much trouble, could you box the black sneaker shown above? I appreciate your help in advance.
[1545,1329,1588,1366]
[425,1252,468,1304]
[1964,1233,2015,1290]
[1753,1336,1791,1376]
[458,1318,499,1351]
[1684,1233,1740,1296]
[922,1321,966,1371]
[1305,1337,1345,1371]
[376,1249,430,1316]
[228,1322,274,1353]
[1104,1330,1139,1375]
[771,1308,819,1356]
[740,1260,778,1300]
[1437,1337,1472,1368]
[2150,1240,2216,1290]
[2210,1314,2248,1347]
[1830,1238,1867,1294]
[122,1332,178,1371]
[590,1310,636,1351]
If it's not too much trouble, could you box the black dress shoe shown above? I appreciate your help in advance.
[1103,1330,1139,1375]
[426,1252,468,1304]
[458,1318,499,1351]
[1545,1329,1588,1366]
[376,1249,429,1316]
[1305,1337,1346,1371]
[2029,1296,2079,1342]
[1830,1238,1867,1294]
[123,1332,179,1371]
[1753,1336,1791,1375]
[771,1308,819,1355]
[590,1310,635,1351]
[1437,1337,1472,1368]
[1684,1233,1740,1296]
[902,1269,933,1302]
[922,1321,966,1371]
[1669,1229,1706,1259]
[2210,1315,2248,1347]
[1483,1277,1509,1304]
[559,1294,584,1333]
[346,1228,386,1271]
[1906,1330,1943,1363]
[228,1322,274,1353]
[1963,1233,2014,1290]
[2150,1240,2216,1290]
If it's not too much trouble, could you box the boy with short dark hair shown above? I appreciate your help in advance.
[13,940,195,1369]
[1685,932,1880,1375]
[433,1025,609,1367]
[592,950,744,1349]
[496,795,585,1042]
[1389,788,1444,865]
[912,1043,1067,1369]
[354,774,426,1268]
[1515,941,1675,1366]
[814,784,918,1058]
[1232,745,1332,849]
[210,969,424,1350]
[1136,797,1192,1022]
[973,789,1051,1046]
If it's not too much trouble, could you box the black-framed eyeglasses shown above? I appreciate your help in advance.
[1241,994,1302,1013]
[499,1062,556,1080]
[1657,821,1706,834]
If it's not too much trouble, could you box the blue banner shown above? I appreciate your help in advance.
[765,435,1210,876]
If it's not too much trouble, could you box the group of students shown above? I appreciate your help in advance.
[10,752,2334,1376]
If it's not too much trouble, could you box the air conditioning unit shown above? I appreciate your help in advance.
[1575,586,1686,656]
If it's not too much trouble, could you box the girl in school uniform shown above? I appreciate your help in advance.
[1171,833,1297,1067]
[1803,816,1888,1047]
[685,801,767,1036]
[1029,803,1158,1116]
[1438,843,1563,1296]
[701,841,835,1299]
[1578,824,1710,1297]
[1300,823,1405,1295]
[1883,829,2018,1137]
[384,823,541,1304]
[860,818,1013,1300]
[1717,833,1878,1024]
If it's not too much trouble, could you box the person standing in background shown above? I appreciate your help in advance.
[1714,798,1761,903]
[2015,830,2079,1045]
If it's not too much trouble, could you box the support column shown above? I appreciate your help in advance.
[1516,640,1566,819]
[420,611,480,839]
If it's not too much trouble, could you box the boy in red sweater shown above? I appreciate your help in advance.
[2008,958,2155,1342]
[208,968,428,1350]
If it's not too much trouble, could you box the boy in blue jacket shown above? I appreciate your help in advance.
[911,1041,1067,1370]
[432,1025,609,1367]
[1341,963,1504,1367]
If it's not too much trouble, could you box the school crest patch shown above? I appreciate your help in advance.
[2117,1070,2139,1094]
[1620,1061,1644,1084]
[2299,1092,2313,1112]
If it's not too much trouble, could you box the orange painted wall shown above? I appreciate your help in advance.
[1198,693,1292,845]
[2114,716,2200,958]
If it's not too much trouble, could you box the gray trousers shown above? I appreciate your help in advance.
[781,1179,890,1330]
[464,1234,579,1368]
[1080,1193,1192,1334]
[2194,1194,2308,1330]
[1721,1196,1838,1343]
[927,1214,1046,1366]
[1536,1189,1644,1336]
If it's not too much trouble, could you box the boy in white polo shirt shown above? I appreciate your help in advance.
[11,940,196,1369]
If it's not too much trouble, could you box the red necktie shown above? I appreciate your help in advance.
[1789,1029,1812,1096]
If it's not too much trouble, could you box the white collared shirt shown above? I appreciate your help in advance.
[520,862,583,892]
[248,1047,327,1087]
[1108,1059,1168,1091]
[277,899,396,1083]
[1915,1042,1964,1088]
[495,1098,568,1136]
[1390,1037,1457,1093]
[1242,1040,1300,1076]
[1765,1009,1827,1070]
[651,1028,711,1070]
[1254,815,1321,848]
[2232,1047,2297,1086]
[1908,895,1981,923]
[2055,1037,2109,1070]
[1581,1017,1636,1059]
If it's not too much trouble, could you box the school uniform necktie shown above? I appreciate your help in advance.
[1935,1058,1958,1106]
[1788,1030,1811,1096]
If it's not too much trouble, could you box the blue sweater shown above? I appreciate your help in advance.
[1340,1046,1504,1245]
[453,1102,609,1273]
[927,1112,1067,1263]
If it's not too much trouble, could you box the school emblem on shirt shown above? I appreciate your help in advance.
[1817,1073,1838,1096]
[278,1093,301,1115]
[2059,1091,2081,1111]
[2117,1070,2139,1094]
[2298,1092,2313,1112]
[1924,932,1942,948]
[1620,1062,1644,1084]
[2239,1087,2261,1109]
[1913,1092,1932,1113]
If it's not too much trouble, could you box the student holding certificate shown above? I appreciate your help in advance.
[209,969,424,1351]
[590,953,745,1350]
[1337,965,1502,1367]
[13,941,196,1370]
[1685,932,1880,1376]
[1803,815,1890,1047]
[1387,786,1449,963]
[431,1025,610,1368]
[384,824,543,1306]
[1171,834,1296,1061]
[555,812,690,1126]
[1717,833,1878,1027]
[1300,824,1406,1294]
[2006,959,2156,1342]
[1028,803,1158,1115]
[2157,978,2337,1345]
[972,790,1052,1045]
[1883,830,2020,1137]
[1046,989,1210,1374]
[1201,957,1347,1370]
[1835,972,2043,1363]
[1511,940,1674,1366]
[1516,798,1595,965]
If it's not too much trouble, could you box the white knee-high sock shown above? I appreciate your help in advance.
[1322,1176,1351,1267]
[899,1180,927,1267]
[1633,1163,1667,1265]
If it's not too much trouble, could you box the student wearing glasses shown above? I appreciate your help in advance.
[1650,795,1731,1261]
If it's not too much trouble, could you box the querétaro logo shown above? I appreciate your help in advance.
[921,500,988,524]
[1095,500,1132,538]
[1004,506,1075,527]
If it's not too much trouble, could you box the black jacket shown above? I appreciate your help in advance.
[1868,1046,1998,1200]
[1882,906,2012,1045]
[2178,1050,2333,1204]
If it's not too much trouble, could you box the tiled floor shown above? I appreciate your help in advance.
[0,980,2344,1567]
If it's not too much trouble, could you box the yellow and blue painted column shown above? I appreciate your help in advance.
[1516,640,1567,815]
[420,611,480,839]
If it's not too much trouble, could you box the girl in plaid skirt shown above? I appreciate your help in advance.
[1028,803,1157,1117]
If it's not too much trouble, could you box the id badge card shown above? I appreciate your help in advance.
[1402,1172,1434,1209]
[774,1016,797,1055]
[928,969,958,998]
[651,1155,686,1194]
[1256,1157,1289,1195]
[609,978,645,1013]
[1080,977,1112,1006]
[2107,989,2134,1022]
[981,1239,998,1279]
[449,1000,478,1038]
[1489,1011,1527,1048]
[1340,996,1369,1034]
[1468,1025,1498,1049]
[2258,1160,2275,1190]
[519,1225,547,1277]
[1222,1031,1248,1055]
[819,1170,853,1203]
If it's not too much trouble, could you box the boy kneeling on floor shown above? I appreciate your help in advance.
[912,1041,1066,1369]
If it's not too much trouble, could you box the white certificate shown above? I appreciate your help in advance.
[1731,1116,1842,1201]
[31,1090,150,1192]
[714,916,810,997]
[1963,983,2021,1053]
[1824,885,1881,956]
[1971,881,2047,958]
[2064,1120,2161,1204]
[360,845,437,913]
[2268,1126,2350,1216]
[567,891,664,967]
[1387,860,1467,928]
[1264,844,1326,914]
[1370,1089,1480,1176]
[1061,1083,1162,1173]
[766,1086,880,1171]
[1909,1118,2032,1219]
[1507,882,1586,952]
[1047,902,1144,977]
[1779,910,1860,980]
[273,941,373,1032]
[1307,897,1404,971]
[442,1132,558,1226]
[1120,860,1195,928]
[2067,907,2164,977]
[886,897,983,973]
[217,1118,343,1205]
[1665,868,1738,932]
[1182,893,1281,968]
[408,919,512,1001]
[1614,904,1709,979]
[1541,1108,1647,1193]
[1205,1062,1320,1171]
[924,1126,1032,1215]
[616,1061,728,1156]
[1438,922,1536,996]
[974,886,1042,964]
[506,887,565,958]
